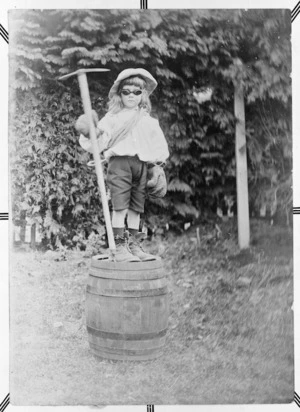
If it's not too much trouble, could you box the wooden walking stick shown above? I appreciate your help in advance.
[58,69,116,256]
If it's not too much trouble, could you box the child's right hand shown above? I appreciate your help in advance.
[75,110,99,137]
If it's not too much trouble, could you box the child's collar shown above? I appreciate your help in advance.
[122,107,139,112]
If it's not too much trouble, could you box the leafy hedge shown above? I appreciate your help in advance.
[9,9,292,245]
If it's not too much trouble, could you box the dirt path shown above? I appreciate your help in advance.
[9,222,294,405]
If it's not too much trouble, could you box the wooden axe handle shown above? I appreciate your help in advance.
[77,72,116,253]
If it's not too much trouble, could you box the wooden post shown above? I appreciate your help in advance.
[20,224,26,243]
[234,84,250,249]
[30,224,36,249]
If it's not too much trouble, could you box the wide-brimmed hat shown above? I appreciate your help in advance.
[108,68,157,99]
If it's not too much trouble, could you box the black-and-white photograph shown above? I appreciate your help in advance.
[8,7,293,405]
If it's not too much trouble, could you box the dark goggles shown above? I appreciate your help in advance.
[120,89,143,96]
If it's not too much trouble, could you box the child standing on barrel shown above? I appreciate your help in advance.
[76,68,169,262]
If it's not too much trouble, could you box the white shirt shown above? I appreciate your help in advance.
[79,108,169,163]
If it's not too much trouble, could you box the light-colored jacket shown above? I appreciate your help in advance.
[79,108,169,163]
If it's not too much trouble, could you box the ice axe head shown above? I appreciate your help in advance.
[58,68,110,119]
[58,68,110,81]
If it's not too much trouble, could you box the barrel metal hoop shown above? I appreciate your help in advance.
[89,268,164,280]
[86,285,168,298]
[87,326,168,341]
[89,343,165,359]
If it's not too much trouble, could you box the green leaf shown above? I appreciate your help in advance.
[168,178,193,193]
[174,203,199,218]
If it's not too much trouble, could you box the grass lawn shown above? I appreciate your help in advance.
[9,219,294,405]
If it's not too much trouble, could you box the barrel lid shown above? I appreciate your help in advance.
[91,254,164,271]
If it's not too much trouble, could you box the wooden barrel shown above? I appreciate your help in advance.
[86,254,169,361]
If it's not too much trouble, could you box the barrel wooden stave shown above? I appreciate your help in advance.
[86,255,169,361]
[86,294,168,334]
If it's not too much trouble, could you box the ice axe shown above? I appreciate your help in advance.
[58,68,116,255]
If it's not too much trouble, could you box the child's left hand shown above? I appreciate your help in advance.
[75,110,99,137]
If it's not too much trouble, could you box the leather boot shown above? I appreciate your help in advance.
[113,235,141,262]
[127,232,160,261]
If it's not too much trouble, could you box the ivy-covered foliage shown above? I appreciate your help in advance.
[9,9,292,244]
